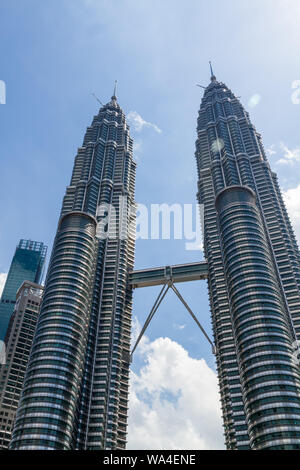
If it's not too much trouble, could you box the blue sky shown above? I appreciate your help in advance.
[0,0,300,449]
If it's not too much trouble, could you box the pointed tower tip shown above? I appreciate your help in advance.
[209,61,216,82]
[111,80,117,100]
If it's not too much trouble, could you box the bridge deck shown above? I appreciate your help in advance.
[129,261,208,288]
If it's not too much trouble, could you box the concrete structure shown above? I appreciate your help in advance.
[0,281,43,449]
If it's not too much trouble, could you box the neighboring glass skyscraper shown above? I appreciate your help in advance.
[10,92,136,450]
[196,69,300,449]
[0,240,47,341]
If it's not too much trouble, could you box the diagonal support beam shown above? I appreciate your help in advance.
[130,280,216,361]
[170,283,216,355]
[130,284,170,362]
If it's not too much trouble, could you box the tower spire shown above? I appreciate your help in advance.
[209,61,216,81]
[112,80,117,100]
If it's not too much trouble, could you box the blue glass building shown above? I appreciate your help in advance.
[0,240,47,341]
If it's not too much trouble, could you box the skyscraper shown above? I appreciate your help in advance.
[9,74,300,452]
[0,281,43,449]
[0,240,47,341]
[196,69,300,449]
[10,92,136,450]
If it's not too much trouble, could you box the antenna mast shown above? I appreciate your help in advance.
[91,93,104,107]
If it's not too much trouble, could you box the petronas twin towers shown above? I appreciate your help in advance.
[10,71,300,450]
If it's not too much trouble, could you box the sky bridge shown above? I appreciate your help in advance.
[129,261,215,360]
[129,261,208,289]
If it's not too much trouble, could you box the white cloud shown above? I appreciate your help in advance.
[131,315,143,346]
[127,336,224,450]
[0,273,7,297]
[173,323,186,330]
[133,139,143,161]
[266,142,300,241]
[276,142,300,166]
[127,111,162,134]
[283,184,300,243]
[248,94,261,108]
[266,144,277,158]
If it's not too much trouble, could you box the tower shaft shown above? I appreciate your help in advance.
[196,76,300,449]
[10,96,136,450]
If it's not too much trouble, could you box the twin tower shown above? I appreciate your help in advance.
[10,75,300,450]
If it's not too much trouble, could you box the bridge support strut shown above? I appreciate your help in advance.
[130,280,216,362]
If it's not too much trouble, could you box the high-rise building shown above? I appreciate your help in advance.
[0,281,43,449]
[0,240,47,341]
[9,74,300,452]
[195,69,300,449]
[10,92,136,450]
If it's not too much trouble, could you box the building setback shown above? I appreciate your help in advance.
[196,70,300,449]
[0,240,47,342]
[10,92,136,450]
[0,281,43,449]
